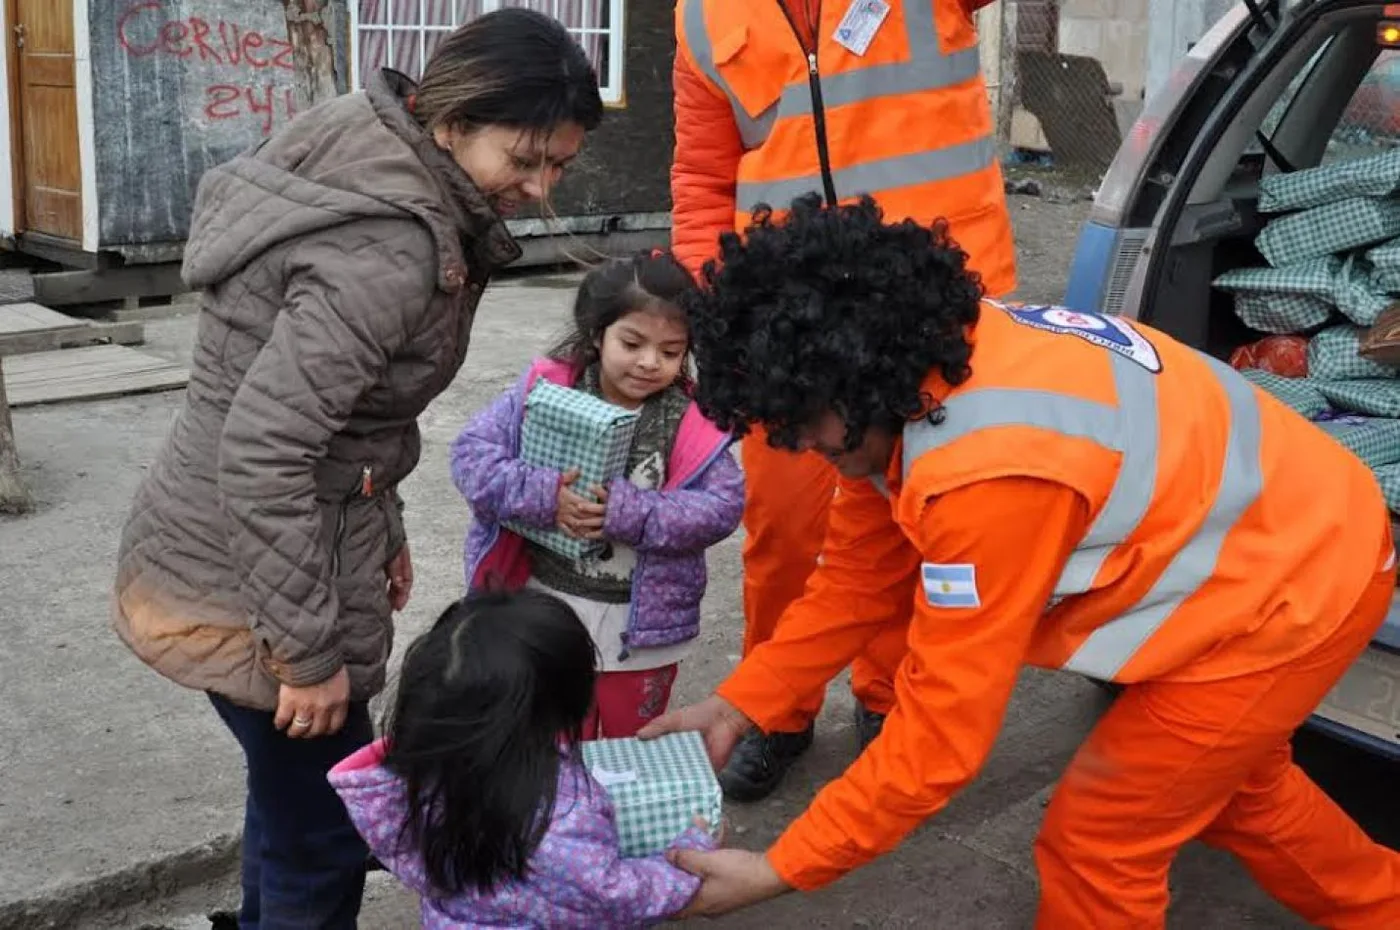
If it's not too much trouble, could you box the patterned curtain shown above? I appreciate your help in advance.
[356,0,608,85]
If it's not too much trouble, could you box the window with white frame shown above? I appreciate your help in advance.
[351,1,625,105]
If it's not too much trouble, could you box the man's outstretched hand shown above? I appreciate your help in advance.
[667,847,792,919]
[638,694,755,772]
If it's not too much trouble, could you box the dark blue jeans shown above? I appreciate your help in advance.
[209,692,374,930]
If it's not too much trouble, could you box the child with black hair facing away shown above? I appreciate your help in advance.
[328,591,714,927]
[450,249,743,738]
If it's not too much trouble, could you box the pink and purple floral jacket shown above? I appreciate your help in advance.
[450,358,743,659]
[329,739,714,928]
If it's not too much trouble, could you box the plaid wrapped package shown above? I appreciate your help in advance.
[1308,325,1400,381]
[1368,240,1400,291]
[1333,254,1393,327]
[1314,416,1400,468]
[581,731,723,859]
[1371,463,1400,513]
[1316,379,1400,419]
[1215,258,1339,334]
[1255,197,1400,268]
[505,379,639,559]
[1239,368,1330,418]
[1257,149,1400,213]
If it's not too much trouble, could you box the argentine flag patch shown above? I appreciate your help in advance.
[922,563,981,609]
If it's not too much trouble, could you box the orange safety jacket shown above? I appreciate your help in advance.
[672,0,1016,295]
[717,302,1394,889]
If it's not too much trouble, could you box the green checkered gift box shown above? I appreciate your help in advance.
[1257,149,1400,213]
[1315,416,1400,468]
[1256,198,1400,268]
[1308,325,1400,381]
[506,379,639,559]
[1215,258,1339,333]
[1239,369,1330,419]
[581,731,723,859]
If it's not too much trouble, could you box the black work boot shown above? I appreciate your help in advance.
[718,722,815,802]
[854,702,886,750]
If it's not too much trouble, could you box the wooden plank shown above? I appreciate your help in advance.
[0,319,145,357]
[0,355,33,513]
[31,262,187,311]
[0,301,88,335]
[3,345,188,407]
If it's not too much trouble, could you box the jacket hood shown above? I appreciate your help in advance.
[182,69,520,292]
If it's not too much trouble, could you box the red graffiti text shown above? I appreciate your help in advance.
[118,1,294,72]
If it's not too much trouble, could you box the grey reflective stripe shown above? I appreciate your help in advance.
[684,0,986,159]
[781,48,980,112]
[1055,350,1159,596]
[902,388,1123,474]
[870,474,891,498]
[778,0,981,114]
[680,0,776,149]
[1062,357,1263,679]
[738,136,997,215]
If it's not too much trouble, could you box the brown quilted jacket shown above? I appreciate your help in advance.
[112,70,520,710]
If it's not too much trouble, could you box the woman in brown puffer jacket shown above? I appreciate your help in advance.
[111,9,603,927]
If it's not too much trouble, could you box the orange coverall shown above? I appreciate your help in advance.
[672,0,1015,719]
[717,304,1400,926]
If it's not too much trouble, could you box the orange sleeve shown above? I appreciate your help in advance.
[717,477,921,733]
[765,477,1091,891]
[670,42,744,281]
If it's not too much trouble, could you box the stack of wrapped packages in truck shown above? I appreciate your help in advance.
[1214,149,1400,514]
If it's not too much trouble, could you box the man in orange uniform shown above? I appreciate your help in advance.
[672,0,1017,800]
[644,196,1400,927]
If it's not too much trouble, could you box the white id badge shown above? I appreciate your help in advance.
[834,0,891,57]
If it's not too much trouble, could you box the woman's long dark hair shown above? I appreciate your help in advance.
[381,590,598,895]
[413,8,604,136]
[549,249,696,385]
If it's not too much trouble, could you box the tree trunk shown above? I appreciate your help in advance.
[0,356,32,514]
[283,0,340,112]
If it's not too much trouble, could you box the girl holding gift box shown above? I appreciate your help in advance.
[329,590,714,928]
[451,250,745,739]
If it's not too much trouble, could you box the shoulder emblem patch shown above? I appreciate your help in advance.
[997,303,1163,373]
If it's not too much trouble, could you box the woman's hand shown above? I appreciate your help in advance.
[386,542,413,611]
[668,848,792,919]
[556,468,607,539]
[274,666,351,739]
[639,695,755,772]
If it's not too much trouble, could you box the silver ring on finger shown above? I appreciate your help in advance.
[292,717,312,729]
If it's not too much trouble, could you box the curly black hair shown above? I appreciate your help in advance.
[685,194,984,450]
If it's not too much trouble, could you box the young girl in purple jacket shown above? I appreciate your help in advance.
[450,250,744,738]
[329,591,713,928]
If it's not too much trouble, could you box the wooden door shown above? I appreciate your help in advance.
[11,0,81,241]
